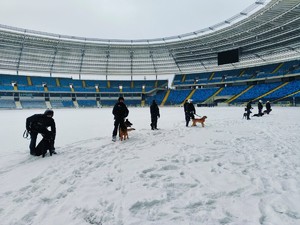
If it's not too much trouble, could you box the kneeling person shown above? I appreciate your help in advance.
[26,109,56,156]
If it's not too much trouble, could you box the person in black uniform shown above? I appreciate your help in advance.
[258,100,263,116]
[150,100,160,130]
[246,101,253,120]
[186,99,196,127]
[183,99,189,127]
[26,109,56,155]
[112,96,129,142]
[265,101,272,114]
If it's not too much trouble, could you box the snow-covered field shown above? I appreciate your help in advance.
[0,106,299,225]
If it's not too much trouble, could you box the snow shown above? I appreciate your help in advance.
[0,106,300,225]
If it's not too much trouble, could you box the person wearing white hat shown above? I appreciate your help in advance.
[265,101,272,114]
[186,99,196,126]
[258,100,263,116]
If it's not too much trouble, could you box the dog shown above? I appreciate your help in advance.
[252,113,264,117]
[119,119,135,141]
[35,137,53,157]
[243,107,252,119]
[192,116,207,127]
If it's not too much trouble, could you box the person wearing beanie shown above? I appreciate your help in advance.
[185,99,196,127]
[265,101,272,114]
[183,99,189,127]
[258,100,263,116]
[150,100,160,130]
[26,109,56,156]
[112,96,129,142]
[246,100,253,120]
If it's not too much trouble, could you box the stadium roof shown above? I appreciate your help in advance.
[0,0,300,77]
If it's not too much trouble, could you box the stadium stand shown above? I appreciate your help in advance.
[0,99,16,109]
[0,1,300,108]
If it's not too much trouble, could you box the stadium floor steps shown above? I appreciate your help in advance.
[202,87,224,104]
[181,89,196,106]
[225,85,254,104]
[252,82,289,102]
[272,63,283,74]
[160,89,171,106]
[273,89,300,103]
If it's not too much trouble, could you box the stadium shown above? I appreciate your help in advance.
[0,0,300,108]
[0,0,300,224]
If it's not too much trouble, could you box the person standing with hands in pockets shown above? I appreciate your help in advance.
[150,100,160,130]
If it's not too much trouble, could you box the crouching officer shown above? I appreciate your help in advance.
[26,109,56,156]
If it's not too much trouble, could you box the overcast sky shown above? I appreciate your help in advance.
[0,0,264,40]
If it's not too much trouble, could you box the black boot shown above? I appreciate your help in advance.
[50,145,57,155]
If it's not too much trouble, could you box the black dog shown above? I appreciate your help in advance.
[243,107,253,119]
[124,119,133,127]
[252,113,264,117]
[35,138,53,158]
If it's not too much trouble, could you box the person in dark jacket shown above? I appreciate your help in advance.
[265,101,272,114]
[150,100,160,130]
[183,99,189,127]
[185,99,196,127]
[26,109,56,155]
[246,101,253,120]
[112,96,129,142]
[258,100,263,116]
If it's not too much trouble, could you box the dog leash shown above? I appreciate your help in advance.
[23,130,31,140]
[194,113,202,117]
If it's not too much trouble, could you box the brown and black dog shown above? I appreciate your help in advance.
[192,116,207,127]
[119,119,135,141]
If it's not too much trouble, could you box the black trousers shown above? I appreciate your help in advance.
[246,110,251,120]
[185,114,190,126]
[112,118,125,137]
[151,116,158,129]
[185,113,195,126]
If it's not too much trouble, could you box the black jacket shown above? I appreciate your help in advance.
[266,102,271,111]
[150,102,160,117]
[183,102,188,114]
[26,114,56,134]
[112,101,129,119]
[246,102,252,112]
[258,102,263,110]
[186,102,196,115]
